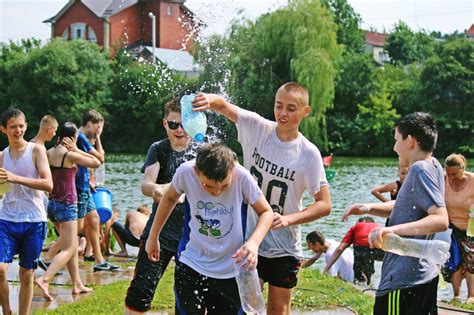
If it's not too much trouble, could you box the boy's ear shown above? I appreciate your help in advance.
[407,135,417,149]
[193,166,199,176]
[0,126,5,134]
[303,105,310,117]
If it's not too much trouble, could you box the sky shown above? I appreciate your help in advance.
[0,0,473,42]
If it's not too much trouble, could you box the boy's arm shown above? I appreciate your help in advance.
[0,144,53,192]
[342,201,395,221]
[301,253,322,268]
[141,162,171,203]
[145,185,180,261]
[323,242,350,273]
[193,93,238,124]
[272,185,331,229]
[371,181,396,202]
[233,195,273,269]
[369,205,449,248]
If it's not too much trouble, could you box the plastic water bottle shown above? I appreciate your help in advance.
[467,204,474,237]
[180,94,207,142]
[0,182,10,195]
[381,233,450,265]
[94,164,106,186]
[234,263,265,314]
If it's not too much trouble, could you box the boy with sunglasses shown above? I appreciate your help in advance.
[146,143,273,313]
[125,97,198,314]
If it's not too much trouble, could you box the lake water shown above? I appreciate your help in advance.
[103,154,470,302]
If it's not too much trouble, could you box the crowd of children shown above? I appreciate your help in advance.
[0,82,470,315]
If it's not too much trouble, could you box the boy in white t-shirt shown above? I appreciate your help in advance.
[146,143,273,314]
[302,230,354,283]
[193,82,331,314]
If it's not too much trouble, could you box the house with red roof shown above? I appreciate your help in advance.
[465,24,474,40]
[364,30,390,65]
[43,0,199,58]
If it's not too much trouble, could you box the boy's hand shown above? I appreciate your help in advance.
[272,212,290,229]
[193,93,223,112]
[232,240,258,271]
[0,168,16,183]
[341,204,369,221]
[368,227,393,249]
[146,236,161,262]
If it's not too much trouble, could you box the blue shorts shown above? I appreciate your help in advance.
[47,200,78,223]
[0,219,47,269]
[77,190,96,219]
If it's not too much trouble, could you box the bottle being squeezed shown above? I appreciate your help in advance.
[381,233,450,265]
[234,262,265,314]
[180,94,207,142]
[467,204,474,237]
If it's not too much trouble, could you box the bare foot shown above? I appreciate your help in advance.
[72,284,93,295]
[35,277,53,301]
[112,250,128,258]
[78,237,86,256]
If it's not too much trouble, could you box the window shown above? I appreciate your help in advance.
[167,5,173,16]
[88,26,97,43]
[71,22,86,39]
[61,28,69,40]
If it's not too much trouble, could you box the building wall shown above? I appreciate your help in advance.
[53,1,103,45]
[159,2,188,50]
[109,5,142,51]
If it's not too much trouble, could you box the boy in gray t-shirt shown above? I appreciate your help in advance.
[343,112,448,315]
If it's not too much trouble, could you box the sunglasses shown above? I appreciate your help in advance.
[166,121,183,130]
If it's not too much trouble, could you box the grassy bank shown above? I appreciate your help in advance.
[33,266,373,314]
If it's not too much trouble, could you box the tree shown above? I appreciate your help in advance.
[321,0,365,53]
[224,0,341,150]
[0,39,112,142]
[419,38,474,155]
[385,21,435,65]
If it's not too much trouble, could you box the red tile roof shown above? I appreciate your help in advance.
[466,24,474,36]
[365,31,386,47]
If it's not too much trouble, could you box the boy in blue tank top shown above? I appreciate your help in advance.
[146,143,273,314]
[0,108,53,315]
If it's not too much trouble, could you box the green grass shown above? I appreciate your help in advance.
[33,266,373,314]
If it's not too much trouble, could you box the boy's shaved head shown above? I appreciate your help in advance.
[279,82,309,107]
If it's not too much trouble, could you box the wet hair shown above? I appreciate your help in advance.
[1,108,25,127]
[394,112,438,153]
[164,97,181,119]
[195,143,237,182]
[445,153,467,169]
[40,115,58,128]
[81,109,104,126]
[279,82,309,107]
[57,122,78,142]
[137,205,151,216]
[306,230,325,245]
[358,216,375,223]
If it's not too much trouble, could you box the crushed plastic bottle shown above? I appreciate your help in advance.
[381,233,450,265]
[234,262,265,314]
[0,182,11,195]
[181,94,207,142]
[467,204,474,237]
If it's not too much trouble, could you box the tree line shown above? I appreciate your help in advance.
[0,0,472,157]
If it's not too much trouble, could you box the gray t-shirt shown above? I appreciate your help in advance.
[376,157,445,297]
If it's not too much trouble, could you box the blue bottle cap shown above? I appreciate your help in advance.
[194,133,204,142]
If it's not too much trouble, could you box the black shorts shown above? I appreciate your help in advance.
[125,241,175,312]
[112,221,140,247]
[257,255,301,289]
[174,261,242,315]
[374,276,438,315]
[353,246,384,284]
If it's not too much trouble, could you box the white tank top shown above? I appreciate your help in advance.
[0,142,46,222]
